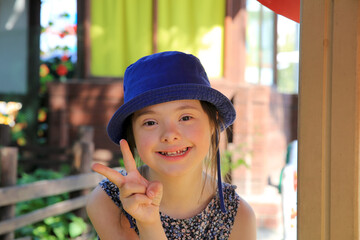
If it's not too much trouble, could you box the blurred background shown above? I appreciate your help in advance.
[0,0,299,239]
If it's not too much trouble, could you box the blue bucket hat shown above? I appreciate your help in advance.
[107,51,236,215]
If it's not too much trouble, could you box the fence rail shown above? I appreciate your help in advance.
[0,171,104,207]
[0,168,118,236]
[0,196,87,236]
[0,126,118,239]
[0,150,121,239]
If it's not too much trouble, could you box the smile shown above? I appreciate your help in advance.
[158,147,189,156]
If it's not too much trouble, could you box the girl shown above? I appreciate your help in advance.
[86,51,256,240]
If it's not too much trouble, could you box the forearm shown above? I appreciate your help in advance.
[137,218,167,240]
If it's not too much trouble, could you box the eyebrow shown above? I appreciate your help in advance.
[134,103,201,119]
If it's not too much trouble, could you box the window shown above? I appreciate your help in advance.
[245,0,300,94]
[0,0,28,94]
[245,0,275,85]
[277,15,299,94]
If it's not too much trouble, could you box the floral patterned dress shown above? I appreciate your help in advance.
[98,170,240,240]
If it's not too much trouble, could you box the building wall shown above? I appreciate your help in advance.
[215,83,298,230]
[48,81,123,151]
[231,85,298,195]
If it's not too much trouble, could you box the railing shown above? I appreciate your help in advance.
[0,168,102,239]
[0,127,118,240]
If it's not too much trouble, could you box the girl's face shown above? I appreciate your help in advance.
[131,100,213,178]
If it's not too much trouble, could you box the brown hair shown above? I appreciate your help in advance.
[199,101,224,194]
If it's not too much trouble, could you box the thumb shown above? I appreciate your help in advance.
[146,181,163,206]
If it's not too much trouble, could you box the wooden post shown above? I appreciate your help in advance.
[76,0,91,78]
[298,0,360,239]
[48,82,69,148]
[71,126,94,218]
[73,126,94,173]
[0,125,11,146]
[0,147,18,240]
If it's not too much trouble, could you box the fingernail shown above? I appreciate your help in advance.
[148,191,154,198]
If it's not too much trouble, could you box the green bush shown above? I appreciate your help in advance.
[15,166,91,239]
[221,144,251,183]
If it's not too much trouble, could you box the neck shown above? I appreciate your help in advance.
[147,167,216,219]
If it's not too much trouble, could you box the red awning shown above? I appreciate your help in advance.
[257,0,300,23]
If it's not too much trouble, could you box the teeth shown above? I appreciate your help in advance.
[160,148,188,156]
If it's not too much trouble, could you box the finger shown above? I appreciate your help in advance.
[120,139,138,173]
[122,193,152,211]
[119,182,147,199]
[92,163,125,187]
[146,181,163,206]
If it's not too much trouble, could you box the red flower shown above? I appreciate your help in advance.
[61,55,69,62]
[59,32,66,38]
[56,64,68,76]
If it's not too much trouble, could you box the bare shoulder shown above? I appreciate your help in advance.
[86,185,138,240]
[228,196,257,240]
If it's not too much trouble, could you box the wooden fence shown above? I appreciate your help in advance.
[0,127,120,240]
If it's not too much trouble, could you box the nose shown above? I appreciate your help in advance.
[160,121,181,143]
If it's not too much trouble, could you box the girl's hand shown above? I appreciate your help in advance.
[92,139,163,226]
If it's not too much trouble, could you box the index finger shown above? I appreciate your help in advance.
[120,139,138,173]
[92,163,125,188]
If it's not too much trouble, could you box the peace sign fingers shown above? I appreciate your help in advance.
[92,163,126,188]
[92,139,147,187]
[120,139,149,186]
[92,140,164,226]
[120,139,138,173]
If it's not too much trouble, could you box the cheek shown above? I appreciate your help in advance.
[187,124,212,149]
[188,127,207,141]
[133,129,154,158]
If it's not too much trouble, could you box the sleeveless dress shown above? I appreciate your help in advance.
[98,170,240,239]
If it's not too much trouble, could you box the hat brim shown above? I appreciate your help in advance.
[107,84,236,145]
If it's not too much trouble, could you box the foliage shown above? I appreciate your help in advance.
[277,62,298,93]
[39,52,76,94]
[11,111,28,146]
[15,166,89,239]
[118,154,143,169]
[6,9,77,147]
[39,9,77,88]
[36,9,77,146]
[221,144,251,182]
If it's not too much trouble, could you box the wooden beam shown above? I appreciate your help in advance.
[298,0,360,239]
[0,196,88,235]
[0,170,112,207]
[0,147,18,240]
[24,0,41,144]
[71,126,94,217]
[76,0,91,79]
[329,1,360,238]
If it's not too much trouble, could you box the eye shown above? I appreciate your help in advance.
[144,120,157,126]
[180,116,192,121]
